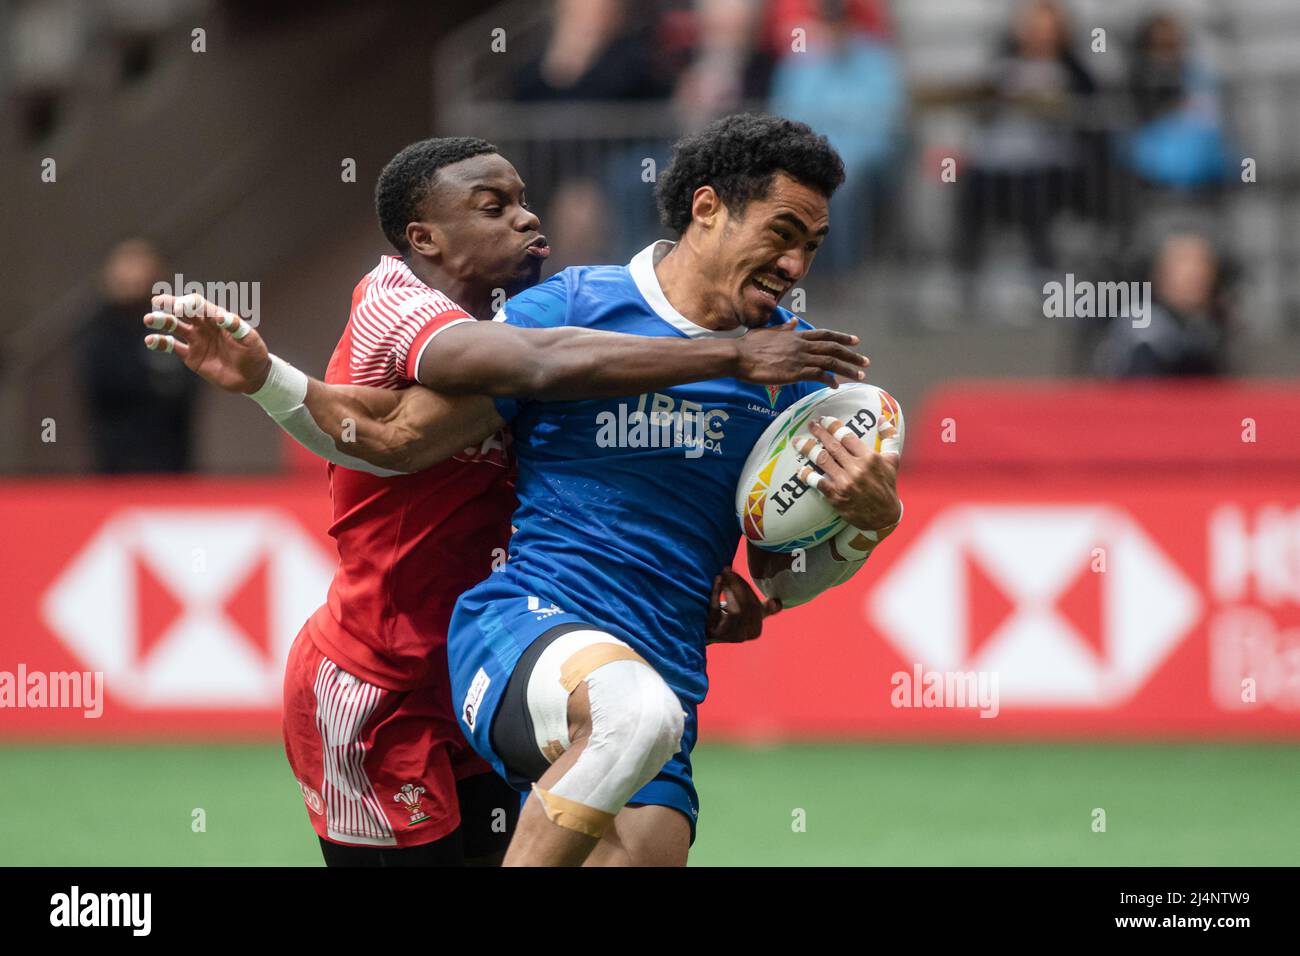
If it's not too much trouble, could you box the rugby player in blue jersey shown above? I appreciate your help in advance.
[444,115,901,866]
[162,115,901,866]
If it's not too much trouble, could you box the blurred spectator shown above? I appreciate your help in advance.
[672,0,890,130]
[513,0,673,261]
[10,0,86,144]
[81,239,197,473]
[672,0,761,131]
[513,0,670,103]
[768,0,904,270]
[954,0,1099,281]
[1092,232,1236,378]
[764,0,889,49]
[1124,12,1230,190]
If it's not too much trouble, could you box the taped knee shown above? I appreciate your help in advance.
[540,655,685,834]
[586,659,684,781]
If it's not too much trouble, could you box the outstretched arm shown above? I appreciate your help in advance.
[414,317,869,398]
[143,293,500,475]
[145,292,870,475]
[294,376,501,474]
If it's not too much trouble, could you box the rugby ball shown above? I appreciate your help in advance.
[736,383,904,552]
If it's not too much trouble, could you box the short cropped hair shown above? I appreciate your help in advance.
[375,136,498,251]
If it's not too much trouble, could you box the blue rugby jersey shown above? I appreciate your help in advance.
[460,241,827,706]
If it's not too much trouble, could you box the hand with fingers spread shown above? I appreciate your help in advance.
[143,292,271,394]
[796,415,902,534]
[705,566,782,645]
[735,319,868,388]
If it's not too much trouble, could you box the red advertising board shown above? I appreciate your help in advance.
[908,380,1300,472]
[707,476,1300,739]
[1,475,1298,739]
[0,478,333,737]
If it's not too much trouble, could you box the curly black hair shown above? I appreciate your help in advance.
[375,136,498,252]
[655,114,845,235]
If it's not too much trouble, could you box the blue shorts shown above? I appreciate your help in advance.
[447,576,700,839]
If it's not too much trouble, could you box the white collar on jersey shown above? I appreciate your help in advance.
[627,240,749,339]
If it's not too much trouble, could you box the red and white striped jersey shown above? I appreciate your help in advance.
[344,255,476,388]
[304,256,516,693]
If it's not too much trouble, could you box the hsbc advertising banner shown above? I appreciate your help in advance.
[709,477,1300,738]
[0,480,334,736]
[1,476,1298,739]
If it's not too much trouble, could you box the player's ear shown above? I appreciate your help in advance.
[690,186,722,231]
[406,221,442,260]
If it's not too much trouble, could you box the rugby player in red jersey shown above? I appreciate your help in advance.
[145,137,868,866]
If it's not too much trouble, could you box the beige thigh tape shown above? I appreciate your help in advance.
[558,642,647,693]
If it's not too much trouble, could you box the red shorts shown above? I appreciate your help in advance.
[282,628,490,848]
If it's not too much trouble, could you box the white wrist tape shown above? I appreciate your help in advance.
[248,354,308,417]
[835,500,904,560]
[245,354,404,477]
[753,541,859,609]
[753,502,904,608]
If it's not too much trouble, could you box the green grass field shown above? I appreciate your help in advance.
[2,742,1296,866]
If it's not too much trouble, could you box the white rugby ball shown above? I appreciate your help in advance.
[736,383,904,552]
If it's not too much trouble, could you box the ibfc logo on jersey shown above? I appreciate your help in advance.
[595,392,730,458]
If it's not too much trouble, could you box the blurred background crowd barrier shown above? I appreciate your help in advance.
[2,0,1298,742]
[3,0,1300,475]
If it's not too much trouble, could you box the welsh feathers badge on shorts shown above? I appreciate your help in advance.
[394,783,431,827]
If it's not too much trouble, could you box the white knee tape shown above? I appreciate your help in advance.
[525,629,612,758]
[552,659,685,815]
[526,630,685,817]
